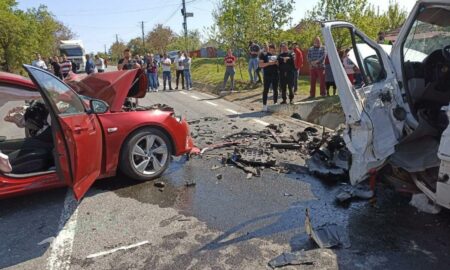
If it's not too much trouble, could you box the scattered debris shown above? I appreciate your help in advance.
[283,192,293,197]
[268,250,314,269]
[291,112,302,120]
[201,141,241,155]
[246,173,253,179]
[271,143,301,150]
[335,186,374,203]
[158,188,164,192]
[210,164,222,170]
[409,193,442,214]
[305,209,350,249]
[38,237,55,246]
[216,174,223,180]
[185,181,196,187]
[154,181,166,188]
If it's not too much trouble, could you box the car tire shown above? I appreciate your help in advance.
[120,127,172,181]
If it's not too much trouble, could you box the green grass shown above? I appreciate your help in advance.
[191,58,310,96]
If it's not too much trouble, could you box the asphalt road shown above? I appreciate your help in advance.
[1,87,450,270]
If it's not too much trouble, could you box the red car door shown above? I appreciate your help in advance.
[24,65,103,200]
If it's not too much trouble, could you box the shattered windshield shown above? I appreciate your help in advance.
[403,10,450,61]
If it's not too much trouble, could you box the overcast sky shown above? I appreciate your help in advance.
[17,0,418,53]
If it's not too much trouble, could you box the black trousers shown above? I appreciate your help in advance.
[176,70,185,89]
[279,70,294,102]
[263,73,279,105]
[326,82,336,96]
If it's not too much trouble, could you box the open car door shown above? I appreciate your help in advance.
[321,22,408,185]
[24,65,103,200]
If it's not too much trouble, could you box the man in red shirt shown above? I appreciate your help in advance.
[222,49,237,92]
[293,42,304,93]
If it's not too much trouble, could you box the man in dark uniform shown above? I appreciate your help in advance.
[117,48,141,70]
[277,42,296,104]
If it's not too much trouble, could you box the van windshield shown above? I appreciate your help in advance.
[59,48,83,57]
[403,7,450,62]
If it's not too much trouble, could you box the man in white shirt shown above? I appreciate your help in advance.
[162,53,173,91]
[174,51,185,90]
[95,55,105,73]
[31,53,47,70]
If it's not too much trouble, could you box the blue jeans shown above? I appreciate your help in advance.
[163,71,172,89]
[248,58,259,83]
[184,69,192,89]
[147,72,157,90]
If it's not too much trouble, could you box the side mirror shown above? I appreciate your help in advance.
[89,99,109,114]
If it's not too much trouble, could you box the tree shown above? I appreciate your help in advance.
[167,30,202,52]
[0,2,75,73]
[146,24,176,54]
[380,0,408,31]
[109,41,127,62]
[211,0,294,53]
[127,37,146,55]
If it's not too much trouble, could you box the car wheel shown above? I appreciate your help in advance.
[120,127,172,181]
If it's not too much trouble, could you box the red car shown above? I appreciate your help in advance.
[0,65,193,200]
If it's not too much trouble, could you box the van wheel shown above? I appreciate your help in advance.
[120,128,172,181]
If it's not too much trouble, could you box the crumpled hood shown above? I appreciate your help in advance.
[66,69,148,112]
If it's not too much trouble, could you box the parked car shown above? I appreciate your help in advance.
[322,0,450,209]
[0,65,194,200]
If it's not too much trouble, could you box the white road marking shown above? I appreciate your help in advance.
[205,101,218,106]
[86,241,150,259]
[253,119,269,126]
[190,95,201,100]
[179,91,188,95]
[47,190,79,270]
[197,92,216,99]
[225,109,240,115]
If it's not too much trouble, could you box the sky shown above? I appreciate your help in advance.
[17,0,418,53]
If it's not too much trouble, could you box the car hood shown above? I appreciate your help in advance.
[66,69,148,112]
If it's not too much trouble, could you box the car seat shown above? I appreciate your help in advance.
[8,147,52,174]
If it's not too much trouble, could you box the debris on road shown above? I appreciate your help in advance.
[335,185,374,203]
[291,112,302,120]
[154,181,166,188]
[185,181,196,187]
[305,209,350,249]
[268,250,314,269]
[216,174,223,180]
[409,193,442,214]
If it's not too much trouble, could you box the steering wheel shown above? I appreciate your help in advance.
[442,45,450,61]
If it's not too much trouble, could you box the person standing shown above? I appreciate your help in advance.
[85,54,96,74]
[146,54,158,92]
[50,56,62,79]
[161,53,173,91]
[60,55,72,78]
[278,42,296,104]
[248,41,260,84]
[324,54,336,96]
[32,53,47,70]
[183,52,192,90]
[259,44,279,112]
[222,49,237,92]
[174,51,185,90]
[307,37,326,98]
[293,42,304,93]
[118,48,140,70]
[95,55,105,73]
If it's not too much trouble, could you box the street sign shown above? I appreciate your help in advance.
[186,12,194,17]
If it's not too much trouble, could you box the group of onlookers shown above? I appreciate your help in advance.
[31,53,107,78]
[117,49,193,92]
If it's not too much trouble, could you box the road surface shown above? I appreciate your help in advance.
[1,87,450,270]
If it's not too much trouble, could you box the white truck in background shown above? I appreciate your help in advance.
[59,40,86,73]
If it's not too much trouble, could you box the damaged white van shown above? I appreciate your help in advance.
[322,0,450,209]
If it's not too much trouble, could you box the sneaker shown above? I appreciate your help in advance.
[274,102,278,105]
[262,105,268,112]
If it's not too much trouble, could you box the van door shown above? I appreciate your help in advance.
[24,65,103,200]
[321,22,407,185]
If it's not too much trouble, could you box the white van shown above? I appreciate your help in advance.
[323,0,450,209]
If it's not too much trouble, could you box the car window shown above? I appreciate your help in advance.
[403,11,450,62]
[27,68,85,115]
[354,35,386,85]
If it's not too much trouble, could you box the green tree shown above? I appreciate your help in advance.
[127,37,146,55]
[211,0,294,53]
[167,30,202,53]
[109,41,127,62]
[146,24,176,54]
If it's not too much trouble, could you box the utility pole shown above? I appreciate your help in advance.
[104,44,107,55]
[181,0,193,53]
[141,21,145,52]
[115,34,119,44]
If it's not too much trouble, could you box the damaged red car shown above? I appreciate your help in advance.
[0,65,193,200]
